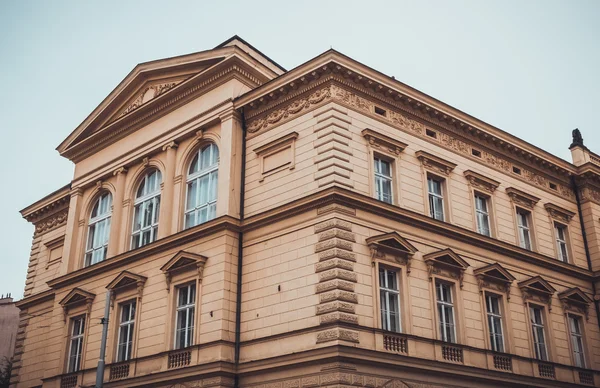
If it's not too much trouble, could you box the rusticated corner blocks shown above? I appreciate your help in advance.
[314,217,359,343]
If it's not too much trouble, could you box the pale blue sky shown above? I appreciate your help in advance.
[0,1,598,299]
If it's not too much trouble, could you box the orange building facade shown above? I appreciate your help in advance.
[11,37,600,388]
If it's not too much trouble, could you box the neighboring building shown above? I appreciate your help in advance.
[11,36,600,388]
[0,294,19,362]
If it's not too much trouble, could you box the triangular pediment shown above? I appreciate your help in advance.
[161,250,207,274]
[518,276,556,296]
[106,270,147,291]
[558,287,593,306]
[474,263,516,284]
[59,287,95,307]
[57,36,283,161]
[366,232,417,256]
[423,248,469,270]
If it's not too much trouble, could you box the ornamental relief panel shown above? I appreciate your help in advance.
[246,82,574,201]
[34,209,68,236]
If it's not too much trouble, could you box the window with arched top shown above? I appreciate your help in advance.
[185,143,219,229]
[85,192,112,266]
[131,169,162,249]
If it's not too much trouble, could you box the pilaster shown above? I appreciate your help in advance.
[159,141,178,238]
[217,110,243,219]
[108,167,127,257]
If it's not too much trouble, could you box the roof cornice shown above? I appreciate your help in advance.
[235,51,577,181]
[20,184,71,223]
[60,54,271,162]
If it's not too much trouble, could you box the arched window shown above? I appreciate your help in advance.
[131,169,162,249]
[85,192,112,266]
[185,143,219,229]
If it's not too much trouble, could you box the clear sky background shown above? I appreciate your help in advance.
[0,1,598,300]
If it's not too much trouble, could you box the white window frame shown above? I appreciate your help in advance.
[436,281,456,343]
[568,314,586,368]
[516,209,532,250]
[174,283,196,349]
[379,267,401,333]
[131,170,161,249]
[486,294,504,352]
[428,176,445,221]
[475,194,491,237]
[554,223,569,263]
[116,300,136,362]
[68,316,85,373]
[84,192,112,267]
[374,157,393,204]
[184,144,219,229]
[530,305,548,361]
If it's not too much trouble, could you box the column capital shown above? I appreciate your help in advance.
[162,141,179,152]
[219,109,242,122]
[69,187,84,197]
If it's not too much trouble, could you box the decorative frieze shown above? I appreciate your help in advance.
[34,209,68,236]
[246,81,575,201]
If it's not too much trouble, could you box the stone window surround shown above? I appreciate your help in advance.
[416,151,457,223]
[58,288,95,374]
[544,203,576,264]
[161,251,206,350]
[464,170,500,238]
[506,187,540,253]
[106,271,147,364]
[362,128,408,207]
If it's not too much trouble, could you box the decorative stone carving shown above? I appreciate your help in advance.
[362,128,408,155]
[558,287,593,321]
[518,276,556,310]
[160,250,207,291]
[463,170,500,193]
[59,288,96,322]
[415,151,457,176]
[366,232,417,274]
[544,203,576,223]
[118,82,180,119]
[34,209,68,236]
[423,248,469,288]
[473,263,515,300]
[506,187,540,210]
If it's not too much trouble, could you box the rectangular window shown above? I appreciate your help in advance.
[530,306,548,361]
[475,195,491,237]
[428,177,445,221]
[175,283,196,349]
[486,294,504,352]
[116,301,136,362]
[516,209,532,250]
[568,314,585,368]
[68,316,85,373]
[554,223,569,263]
[374,157,393,204]
[436,282,456,343]
[379,267,401,332]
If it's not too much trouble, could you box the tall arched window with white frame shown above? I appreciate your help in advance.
[185,143,219,229]
[85,192,112,266]
[131,169,161,249]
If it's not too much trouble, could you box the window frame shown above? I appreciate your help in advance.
[567,313,586,368]
[67,315,86,373]
[474,193,492,237]
[427,174,446,222]
[184,143,219,229]
[529,304,549,361]
[378,266,402,333]
[485,293,505,353]
[554,222,570,263]
[131,169,162,249]
[84,192,113,267]
[174,282,197,350]
[115,300,136,363]
[435,280,457,343]
[374,156,394,205]
[516,207,534,251]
